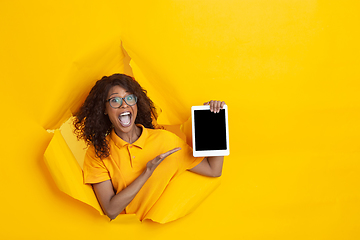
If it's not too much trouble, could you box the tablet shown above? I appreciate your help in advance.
[191,105,230,157]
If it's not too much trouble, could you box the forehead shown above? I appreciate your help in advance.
[107,85,128,98]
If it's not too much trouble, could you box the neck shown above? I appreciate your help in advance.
[115,125,142,144]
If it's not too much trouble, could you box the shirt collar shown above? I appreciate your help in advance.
[110,124,148,149]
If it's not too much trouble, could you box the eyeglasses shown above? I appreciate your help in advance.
[106,94,137,108]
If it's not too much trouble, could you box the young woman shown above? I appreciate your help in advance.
[74,74,225,220]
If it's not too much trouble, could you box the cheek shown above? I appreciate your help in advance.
[133,105,138,119]
[106,107,117,122]
[105,105,116,116]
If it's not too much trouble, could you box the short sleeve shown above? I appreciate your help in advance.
[176,136,204,172]
[83,145,111,184]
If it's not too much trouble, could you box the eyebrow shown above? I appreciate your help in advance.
[108,91,130,97]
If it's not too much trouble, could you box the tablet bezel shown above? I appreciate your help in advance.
[191,105,230,157]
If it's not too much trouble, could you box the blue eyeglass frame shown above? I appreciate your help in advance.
[106,94,138,108]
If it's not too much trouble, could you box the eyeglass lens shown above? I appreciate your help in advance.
[109,94,137,108]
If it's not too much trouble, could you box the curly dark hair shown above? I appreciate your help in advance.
[73,73,157,159]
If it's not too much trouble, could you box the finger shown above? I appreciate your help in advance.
[215,100,221,113]
[209,100,214,112]
[220,101,226,109]
[152,156,162,165]
[156,148,181,164]
[162,147,181,158]
[211,100,220,113]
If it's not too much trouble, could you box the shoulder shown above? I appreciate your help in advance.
[146,128,180,141]
[83,144,108,170]
[144,128,183,148]
[84,144,105,162]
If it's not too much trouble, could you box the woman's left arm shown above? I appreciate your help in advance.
[189,156,224,177]
[188,100,226,177]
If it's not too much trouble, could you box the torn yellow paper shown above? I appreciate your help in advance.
[44,130,104,215]
[129,59,188,125]
[144,171,220,223]
[39,37,126,130]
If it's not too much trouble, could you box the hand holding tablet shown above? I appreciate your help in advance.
[203,100,226,113]
[191,101,230,157]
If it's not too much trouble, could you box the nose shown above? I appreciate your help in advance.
[120,98,129,108]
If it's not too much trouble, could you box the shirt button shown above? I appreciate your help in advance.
[132,156,135,158]
[129,145,132,148]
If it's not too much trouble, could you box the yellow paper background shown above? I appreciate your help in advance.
[1,0,360,239]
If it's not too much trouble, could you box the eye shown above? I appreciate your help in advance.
[110,97,120,103]
[126,95,134,101]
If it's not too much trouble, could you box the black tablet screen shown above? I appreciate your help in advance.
[194,109,227,151]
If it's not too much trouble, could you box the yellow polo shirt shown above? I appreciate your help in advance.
[83,125,203,220]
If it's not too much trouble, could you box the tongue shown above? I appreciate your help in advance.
[119,115,131,126]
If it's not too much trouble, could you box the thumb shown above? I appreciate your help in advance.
[154,154,164,164]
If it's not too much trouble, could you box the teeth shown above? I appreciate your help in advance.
[120,112,130,116]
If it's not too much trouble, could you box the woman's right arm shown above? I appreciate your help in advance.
[93,147,181,220]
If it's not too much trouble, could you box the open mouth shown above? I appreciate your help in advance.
[118,111,132,127]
